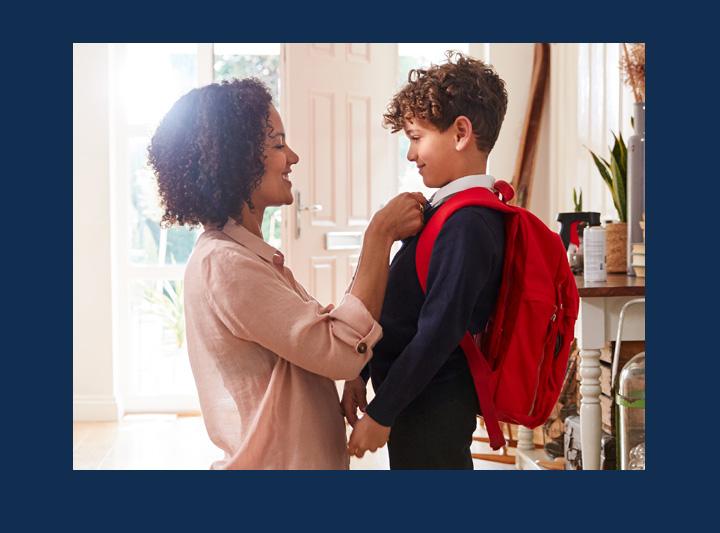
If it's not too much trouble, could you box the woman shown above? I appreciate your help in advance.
[148,78,426,469]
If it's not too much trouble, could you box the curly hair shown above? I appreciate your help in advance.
[383,51,508,153]
[147,78,273,228]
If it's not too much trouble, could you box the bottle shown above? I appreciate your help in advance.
[583,226,607,282]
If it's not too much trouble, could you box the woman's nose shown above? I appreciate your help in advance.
[288,146,300,164]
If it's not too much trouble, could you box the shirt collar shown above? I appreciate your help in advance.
[428,174,496,209]
[219,218,285,267]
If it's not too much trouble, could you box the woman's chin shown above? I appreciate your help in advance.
[264,191,293,207]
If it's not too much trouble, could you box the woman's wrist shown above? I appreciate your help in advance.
[366,214,394,249]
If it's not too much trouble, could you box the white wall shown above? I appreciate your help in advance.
[73,44,119,421]
[471,43,552,226]
[472,43,635,229]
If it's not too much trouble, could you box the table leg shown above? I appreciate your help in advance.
[515,426,535,470]
[579,348,602,469]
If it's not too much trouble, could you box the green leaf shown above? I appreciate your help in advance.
[610,152,627,222]
[588,149,613,189]
[572,187,584,212]
[617,132,627,178]
[616,133,627,221]
[610,132,627,180]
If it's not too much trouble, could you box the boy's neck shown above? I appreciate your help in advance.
[443,159,489,186]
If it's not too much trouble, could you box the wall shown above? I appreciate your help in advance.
[471,43,552,226]
[469,43,634,229]
[73,44,119,421]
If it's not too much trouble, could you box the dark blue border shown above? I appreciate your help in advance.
[4,0,709,528]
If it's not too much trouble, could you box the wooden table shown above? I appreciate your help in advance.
[515,274,645,470]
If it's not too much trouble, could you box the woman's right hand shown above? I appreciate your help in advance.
[349,192,427,319]
[371,192,427,242]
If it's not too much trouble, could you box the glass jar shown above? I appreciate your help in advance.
[617,352,645,470]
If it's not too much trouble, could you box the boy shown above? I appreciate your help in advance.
[345,51,509,469]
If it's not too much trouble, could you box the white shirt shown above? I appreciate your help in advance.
[429,174,496,209]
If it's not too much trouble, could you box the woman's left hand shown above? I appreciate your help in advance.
[341,377,367,428]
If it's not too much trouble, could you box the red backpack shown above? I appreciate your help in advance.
[415,182,579,450]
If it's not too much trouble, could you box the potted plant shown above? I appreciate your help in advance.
[143,280,186,352]
[587,132,628,273]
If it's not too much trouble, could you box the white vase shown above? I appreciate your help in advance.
[627,101,645,275]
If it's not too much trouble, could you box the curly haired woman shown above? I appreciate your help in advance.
[148,78,426,469]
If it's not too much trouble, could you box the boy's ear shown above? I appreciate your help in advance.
[453,115,474,151]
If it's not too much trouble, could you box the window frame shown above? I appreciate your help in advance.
[110,44,213,413]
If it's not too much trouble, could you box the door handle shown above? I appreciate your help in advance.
[295,190,323,238]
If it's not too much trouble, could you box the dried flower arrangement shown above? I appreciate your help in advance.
[620,43,645,102]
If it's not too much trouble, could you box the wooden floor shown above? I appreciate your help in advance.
[73,414,516,470]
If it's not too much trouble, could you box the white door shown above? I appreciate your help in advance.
[281,43,398,306]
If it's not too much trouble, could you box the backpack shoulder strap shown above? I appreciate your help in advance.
[414,185,514,450]
[416,186,512,291]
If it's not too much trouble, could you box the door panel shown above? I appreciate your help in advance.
[282,44,397,305]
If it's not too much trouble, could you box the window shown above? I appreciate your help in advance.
[548,44,635,222]
[112,44,281,412]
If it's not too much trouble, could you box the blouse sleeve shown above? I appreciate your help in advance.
[202,247,382,380]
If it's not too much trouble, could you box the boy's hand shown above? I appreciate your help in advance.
[341,377,367,428]
[347,413,391,458]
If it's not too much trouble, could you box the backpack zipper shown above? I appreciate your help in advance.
[528,305,558,415]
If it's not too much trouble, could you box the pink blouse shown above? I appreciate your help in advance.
[184,219,382,469]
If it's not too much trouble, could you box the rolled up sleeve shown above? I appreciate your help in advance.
[203,249,383,380]
[327,294,383,355]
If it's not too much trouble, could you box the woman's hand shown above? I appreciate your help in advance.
[341,377,368,428]
[347,192,427,320]
[371,192,427,242]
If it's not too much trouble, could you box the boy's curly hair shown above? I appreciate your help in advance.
[383,51,508,153]
[147,78,273,228]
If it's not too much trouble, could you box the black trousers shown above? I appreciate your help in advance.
[387,371,480,469]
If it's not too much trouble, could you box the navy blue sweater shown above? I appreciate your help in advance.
[363,204,506,427]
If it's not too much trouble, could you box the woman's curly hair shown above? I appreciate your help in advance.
[383,51,508,153]
[147,78,273,228]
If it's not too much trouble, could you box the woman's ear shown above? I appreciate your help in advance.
[453,115,474,151]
